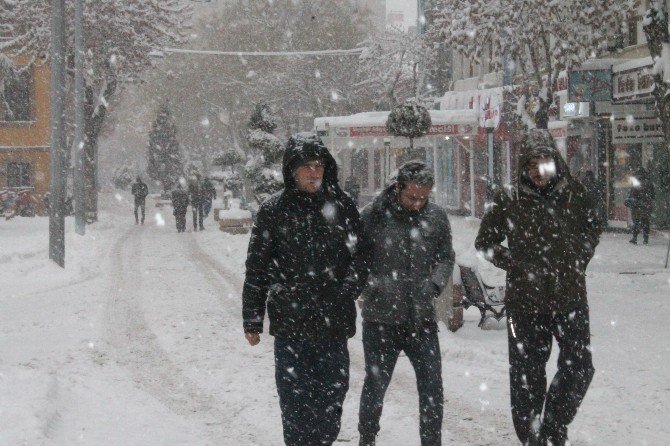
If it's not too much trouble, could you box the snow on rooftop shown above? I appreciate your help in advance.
[613,56,653,73]
[314,109,478,130]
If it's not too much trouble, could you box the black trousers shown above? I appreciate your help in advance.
[192,203,204,230]
[631,211,651,242]
[507,305,595,445]
[134,200,145,223]
[174,211,186,232]
[359,322,443,446]
[274,337,349,446]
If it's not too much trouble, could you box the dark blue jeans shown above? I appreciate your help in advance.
[507,305,595,445]
[358,322,443,446]
[274,337,350,446]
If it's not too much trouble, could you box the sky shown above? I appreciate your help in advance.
[385,0,418,31]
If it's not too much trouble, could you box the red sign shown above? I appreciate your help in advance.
[348,123,475,138]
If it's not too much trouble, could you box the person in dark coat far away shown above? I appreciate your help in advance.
[242,135,370,446]
[188,174,205,231]
[626,167,655,245]
[475,129,602,446]
[357,161,455,446]
[171,183,189,233]
[131,176,149,225]
[201,176,217,218]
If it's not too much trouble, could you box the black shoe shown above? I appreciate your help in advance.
[359,433,376,446]
[643,239,648,245]
[199,226,205,231]
[629,238,637,244]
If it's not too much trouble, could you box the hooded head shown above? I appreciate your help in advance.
[518,128,570,192]
[282,134,340,196]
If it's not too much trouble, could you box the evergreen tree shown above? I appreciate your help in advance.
[146,102,183,192]
[245,102,284,203]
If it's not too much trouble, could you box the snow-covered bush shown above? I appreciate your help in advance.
[112,166,134,191]
[386,99,432,149]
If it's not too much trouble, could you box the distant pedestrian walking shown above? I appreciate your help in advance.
[357,161,455,446]
[475,129,602,446]
[626,167,655,245]
[171,183,189,233]
[188,174,205,231]
[201,176,217,218]
[131,176,149,225]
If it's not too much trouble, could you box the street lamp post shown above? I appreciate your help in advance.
[485,118,495,201]
[49,0,66,267]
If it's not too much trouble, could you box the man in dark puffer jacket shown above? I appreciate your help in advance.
[358,161,455,446]
[475,129,602,446]
[242,134,370,446]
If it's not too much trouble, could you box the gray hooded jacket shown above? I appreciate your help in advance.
[360,182,455,328]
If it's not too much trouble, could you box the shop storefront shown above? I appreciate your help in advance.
[313,110,478,206]
[606,58,666,226]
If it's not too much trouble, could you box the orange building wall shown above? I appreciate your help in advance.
[0,55,51,215]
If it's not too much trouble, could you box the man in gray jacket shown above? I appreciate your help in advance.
[358,161,455,446]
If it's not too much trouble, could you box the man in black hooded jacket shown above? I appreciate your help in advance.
[357,161,455,446]
[475,129,602,446]
[242,135,370,446]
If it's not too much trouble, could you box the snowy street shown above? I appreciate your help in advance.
[1,193,669,445]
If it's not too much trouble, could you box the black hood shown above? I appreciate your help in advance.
[282,134,342,197]
[518,128,571,193]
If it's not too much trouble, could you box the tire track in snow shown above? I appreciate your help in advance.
[104,226,232,443]
[183,233,275,446]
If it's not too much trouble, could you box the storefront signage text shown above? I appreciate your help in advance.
[611,117,664,144]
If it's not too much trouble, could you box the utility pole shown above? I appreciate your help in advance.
[74,0,86,235]
[49,0,67,267]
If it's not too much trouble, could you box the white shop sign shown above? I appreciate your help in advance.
[611,117,664,144]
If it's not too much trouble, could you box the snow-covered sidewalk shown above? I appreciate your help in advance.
[1,193,668,445]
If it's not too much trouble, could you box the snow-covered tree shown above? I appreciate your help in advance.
[213,149,245,173]
[245,102,283,203]
[386,99,432,150]
[0,0,190,209]
[112,165,134,191]
[358,28,437,108]
[430,0,638,128]
[146,102,183,192]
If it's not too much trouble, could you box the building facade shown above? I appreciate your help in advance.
[0,54,51,215]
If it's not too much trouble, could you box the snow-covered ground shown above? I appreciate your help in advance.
[1,193,669,445]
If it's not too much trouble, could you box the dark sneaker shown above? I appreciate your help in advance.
[629,238,637,244]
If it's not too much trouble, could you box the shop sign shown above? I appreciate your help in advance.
[549,126,567,138]
[347,123,477,138]
[613,68,654,102]
[561,102,590,119]
[611,117,664,144]
[568,70,612,102]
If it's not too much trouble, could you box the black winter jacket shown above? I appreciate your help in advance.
[131,181,148,203]
[242,137,370,340]
[361,188,455,329]
[171,188,189,214]
[475,136,602,314]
